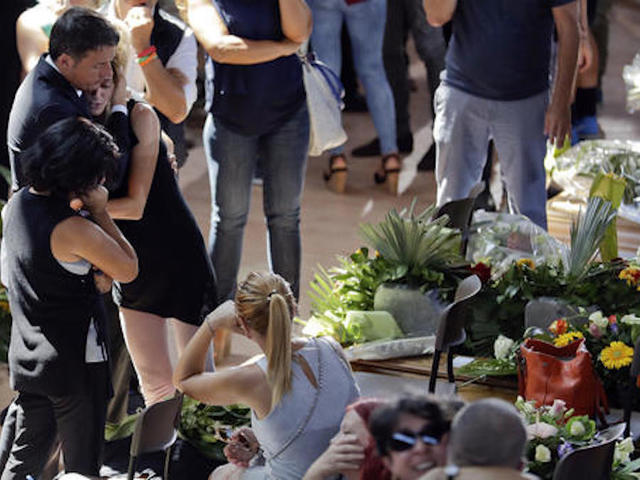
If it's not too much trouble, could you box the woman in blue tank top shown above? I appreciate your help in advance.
[180,0,312,305]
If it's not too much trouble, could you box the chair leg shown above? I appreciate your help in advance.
[164,446,172,480]
[127,455,137,480]
[429,350,441,394]
[447,351,455,384]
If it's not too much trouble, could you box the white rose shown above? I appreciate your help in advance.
[535,444,552,463]
[589,311,609,329]
[527,423,558,439]
[494,335,515,360]
[621,314,640,326]
[569,421,586,437]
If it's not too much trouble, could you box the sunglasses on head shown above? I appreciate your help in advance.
[388,429,441,452]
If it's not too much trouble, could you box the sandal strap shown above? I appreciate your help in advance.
[329,154,348,172]
[381,153,401,173]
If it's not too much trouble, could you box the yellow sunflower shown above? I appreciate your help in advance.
[553,331,583,347]
[600,341,634,370]
[516,258,535,270]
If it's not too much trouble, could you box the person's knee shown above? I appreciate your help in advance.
[265,209,300,233]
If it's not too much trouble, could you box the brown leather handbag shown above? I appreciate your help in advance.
[518,338,608,418]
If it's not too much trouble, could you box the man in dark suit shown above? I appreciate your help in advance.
[8,6,129,192]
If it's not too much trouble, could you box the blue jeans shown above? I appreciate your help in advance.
[203,105,310,301]
[309,0,398,155]
[434,83,548,229]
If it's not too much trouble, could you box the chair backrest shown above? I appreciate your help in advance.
[434,182,484,256]
[552,423,625,480]
[434,275,482,351]
[129,393,183,459]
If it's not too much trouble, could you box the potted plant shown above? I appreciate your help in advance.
[359,200,463,336]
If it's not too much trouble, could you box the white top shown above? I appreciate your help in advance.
[104,1,198,114]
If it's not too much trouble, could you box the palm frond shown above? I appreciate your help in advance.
[568,197,616,281]
[359,202,462,284]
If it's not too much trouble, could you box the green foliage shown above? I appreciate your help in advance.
[304,246,460,346]
[359,200,463,286]
[466,256,640,357]
[178,396,251,461]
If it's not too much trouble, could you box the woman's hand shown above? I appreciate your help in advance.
[112,67,129,107]
[208,300,243,334]
[76,185,109,216]
[223,427,260,468]
[303,433,365,479]
[93,268,113,294]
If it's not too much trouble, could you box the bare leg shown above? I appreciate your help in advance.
[119,308,174,406]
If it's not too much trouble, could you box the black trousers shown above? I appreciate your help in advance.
[0,363,109,480]
[382,0,446,137]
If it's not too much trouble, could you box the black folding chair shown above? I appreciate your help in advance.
[127,393,183,480]
[428,275,482,394]
[434,182,484,256]
[553,423,625,480]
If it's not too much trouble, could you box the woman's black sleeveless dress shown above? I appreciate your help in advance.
[111,101,217,325]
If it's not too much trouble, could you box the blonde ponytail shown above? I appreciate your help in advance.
[234,272,297,411]
[265,293,292,407]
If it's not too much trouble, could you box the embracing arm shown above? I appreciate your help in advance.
[106,103,159,220]
[184,0,301,65]
[546,1,579,145]
[423,0,457,27]
[51,186,138,283]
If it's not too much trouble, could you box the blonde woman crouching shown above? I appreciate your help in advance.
[173,272,360,480]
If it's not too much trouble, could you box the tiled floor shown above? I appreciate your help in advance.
[177,3,640,364]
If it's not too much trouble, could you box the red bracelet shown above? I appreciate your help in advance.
[137,45,156,59]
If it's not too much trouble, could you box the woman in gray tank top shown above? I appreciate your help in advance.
[174,272,360,479]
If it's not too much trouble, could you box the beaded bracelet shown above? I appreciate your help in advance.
[137,45,156,59]
[138,52,158,67]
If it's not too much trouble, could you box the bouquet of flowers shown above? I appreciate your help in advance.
[516,397,640,480]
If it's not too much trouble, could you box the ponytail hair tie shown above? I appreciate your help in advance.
[267,290,278,302]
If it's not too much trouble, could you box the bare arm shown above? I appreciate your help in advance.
[185,0,300,65]
[577,0,593,73]
[279,0,312,44]
[16,10,49,75]
[173,301,271,414]
[423,0,457,27]
[546,1,580,145]
[106,103,159,220]
[51,186,138,283]
[125,6,192,123]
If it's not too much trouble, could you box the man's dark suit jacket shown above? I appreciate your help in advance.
[7,55,130,191]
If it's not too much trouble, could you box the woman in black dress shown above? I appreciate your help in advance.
[87,51,217,406]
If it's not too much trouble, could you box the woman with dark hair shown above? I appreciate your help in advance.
[0,117,138,480]
[85,39,218,407]
[173,272,359,479]
[304,398,391,480]
[368,396,453,480]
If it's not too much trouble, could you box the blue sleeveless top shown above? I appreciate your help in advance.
[250,337,360,479]
[205,0,306,136]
